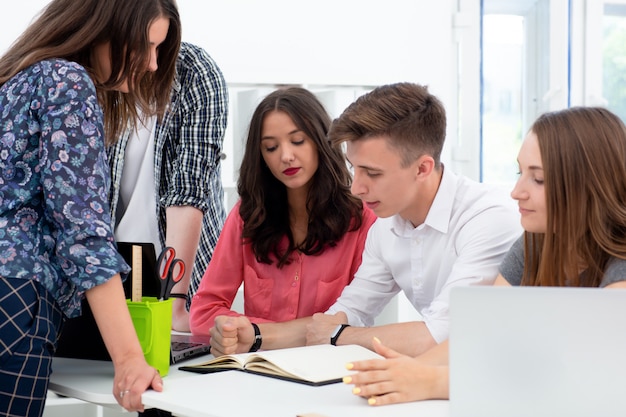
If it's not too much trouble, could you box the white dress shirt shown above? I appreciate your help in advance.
[327,168,522,343]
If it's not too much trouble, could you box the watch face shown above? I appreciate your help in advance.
[330,324,349,346]
[331,325,342,338]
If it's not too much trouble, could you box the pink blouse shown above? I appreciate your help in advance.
[189,202,376,335]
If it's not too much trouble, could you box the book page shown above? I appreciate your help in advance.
[191,351,254,369]
[244,344,382,383]
[242,356,299,379]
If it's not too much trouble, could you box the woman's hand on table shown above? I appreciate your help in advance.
[113,353,163,412]
[343,337,449,406]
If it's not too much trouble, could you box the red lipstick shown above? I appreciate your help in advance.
[283,167,300,176]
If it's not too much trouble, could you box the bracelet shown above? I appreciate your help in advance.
[168,293,188,300]
[249,323,262,352]
[330,323,350,346]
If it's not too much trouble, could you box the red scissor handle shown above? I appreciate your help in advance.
[157,246,185,300]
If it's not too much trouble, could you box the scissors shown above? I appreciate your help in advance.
[156,246,185,301]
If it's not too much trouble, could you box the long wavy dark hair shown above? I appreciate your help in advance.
[237,87,364,267]
[0,0,181,145]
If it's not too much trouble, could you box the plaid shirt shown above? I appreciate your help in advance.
[108,43,228,308]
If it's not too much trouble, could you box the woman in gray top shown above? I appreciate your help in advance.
[342,106,626,405]
[499,106,626,288]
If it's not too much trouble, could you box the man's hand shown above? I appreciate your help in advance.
[305,311,348,345]
[171,298,190,332]
[209,316,254,356]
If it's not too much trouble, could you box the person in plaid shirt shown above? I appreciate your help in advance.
[107,42,228,332]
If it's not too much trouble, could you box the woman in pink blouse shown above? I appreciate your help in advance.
[189,87,376,355]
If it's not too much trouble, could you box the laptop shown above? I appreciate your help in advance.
[449,286,626,417]
[55,242,212,365]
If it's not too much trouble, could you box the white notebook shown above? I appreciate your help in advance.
[179,344,382,386]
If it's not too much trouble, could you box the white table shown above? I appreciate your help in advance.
[50,357,450,417]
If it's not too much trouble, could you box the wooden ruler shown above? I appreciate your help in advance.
[131,244,142,302]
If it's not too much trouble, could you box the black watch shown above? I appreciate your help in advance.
[330,323,350,346]
[249,322,262,352]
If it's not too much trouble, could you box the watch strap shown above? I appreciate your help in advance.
[249,322,262,352]
[330,323,350,346]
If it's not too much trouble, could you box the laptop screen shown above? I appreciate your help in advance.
[449,286,626,417]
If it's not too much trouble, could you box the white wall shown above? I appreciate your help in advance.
[3,0,458,168]
[177,0,453,87]
[3,1,455,88]
[1,2,46,51]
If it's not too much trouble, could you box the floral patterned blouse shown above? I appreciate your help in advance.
[0,59,130,318]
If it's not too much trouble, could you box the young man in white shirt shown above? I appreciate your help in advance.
[209,82,521,357]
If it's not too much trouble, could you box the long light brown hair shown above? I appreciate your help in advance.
[0,0,181,144]
[522,107,626,287]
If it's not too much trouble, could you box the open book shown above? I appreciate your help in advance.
[178,344,383,386]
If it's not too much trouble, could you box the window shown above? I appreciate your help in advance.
[480,0,570,186]
[481,14,524,185]
[602,3,626,121]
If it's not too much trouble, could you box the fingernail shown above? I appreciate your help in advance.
[345,362,354,370]
[343,376,352,384]
[368,397,377,405]
[373,336,381,344]
[353,387,361,395]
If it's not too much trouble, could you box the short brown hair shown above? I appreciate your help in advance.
[329,82,447,167]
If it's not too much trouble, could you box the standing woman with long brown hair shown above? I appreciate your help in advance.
[0,0,181,414]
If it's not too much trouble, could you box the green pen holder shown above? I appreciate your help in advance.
[126,297,172,376]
